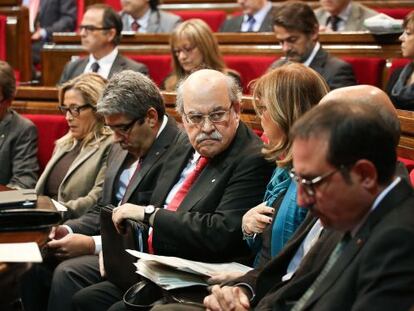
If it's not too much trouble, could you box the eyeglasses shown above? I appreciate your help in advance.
[58,104,95,117]
[79,25,112,34]
[106,118,143,136]
[289,166,345,197]
[183,104,233,126]
[173,45,196,57]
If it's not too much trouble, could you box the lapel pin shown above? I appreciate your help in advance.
[156,152,160,156]
[211,179,216,183]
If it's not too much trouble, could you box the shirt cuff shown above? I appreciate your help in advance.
[62,225,73,234]
[92,235,102,255]
[40,28,47,39]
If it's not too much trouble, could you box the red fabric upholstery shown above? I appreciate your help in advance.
[129,54,172,87]
[170,10,227,32]
[410,169,414,187]
[223,55,278,93]
[0,15,7,61]
[104,0,122,11]
[388,58,412,78]
[374,8,412,20]
[76,0,85,29]
[398,156,414,172]
[341,57,386,87]
[22,114,68,172]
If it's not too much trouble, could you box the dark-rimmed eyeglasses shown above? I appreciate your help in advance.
[79,25,112,34]
[289,166,345,197]
[173,45,196,57]
[58,104,95,117]
[106,118,143,136]
[183,104,233,126]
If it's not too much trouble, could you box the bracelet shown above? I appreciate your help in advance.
[241,224,256,240]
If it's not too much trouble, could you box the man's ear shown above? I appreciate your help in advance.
[106,28,117,44]
[146,107,159,128]
[352,159,378,191]
[310,25,319,42]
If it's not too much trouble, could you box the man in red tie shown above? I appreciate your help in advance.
[72,69,274,311]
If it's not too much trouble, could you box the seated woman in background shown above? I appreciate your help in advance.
[386,11,414,110]
[210,63,329,283]
[36,73,113,219]
[162,18,240,91]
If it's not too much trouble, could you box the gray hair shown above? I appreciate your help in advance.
[175,74,242,115]
[97,70,165,121]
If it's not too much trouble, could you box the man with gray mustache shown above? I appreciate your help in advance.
[269,1,356,90]
[72,69,274,311]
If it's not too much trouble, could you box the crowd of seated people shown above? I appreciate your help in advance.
[1,0,414,311]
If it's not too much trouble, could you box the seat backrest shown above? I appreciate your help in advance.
[410,169,414,187]
[104,0,122,11]
[76,0,85,29]
[170,10,227,32]
[398,156,414,173]
[374,8,412,20]
[341,57,386,87]
[22,114,68,173]
[388,58,412,78]
[223,55,278,93]
[129,54,172,87]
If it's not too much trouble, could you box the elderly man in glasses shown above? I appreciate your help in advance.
[197,85,414,311]
[69,69,274,311]
[58,4,148,85]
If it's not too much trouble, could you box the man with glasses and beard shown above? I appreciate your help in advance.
[269,1,356,90]
[71,69,273,311]
[58,4,147,85]
[22,71,180,311]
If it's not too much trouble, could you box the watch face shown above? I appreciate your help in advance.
[145,205,155,214]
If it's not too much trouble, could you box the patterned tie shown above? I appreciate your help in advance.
[328,15,341,31]
[291,232,351,311]
[147,156,209,253]
[90,62,100,73]
[131,21,140,32]
[247,15,256,32]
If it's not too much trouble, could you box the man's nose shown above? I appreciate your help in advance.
[200,117,215,133]
[296,183,315,208]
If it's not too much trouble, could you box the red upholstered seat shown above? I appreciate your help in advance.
[76,0,85,29]
[223,55,278,93]
[23,114,68,173]
[388,58,412,77]
[170,10,227,32]
[104,0,122,11]
[398,156,414,172]
[410,169,414,187]
[374,8,412,20]
[0,15,7,61]
[341,57,386,87]
[129,54,172,87]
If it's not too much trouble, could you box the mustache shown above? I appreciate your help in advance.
[196,131,222,144]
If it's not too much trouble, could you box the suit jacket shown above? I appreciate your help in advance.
[37,0,77,40]
[36,134,113,219]
[151,122,274,262]
[219,9,274,32]
[270,47,356,90]
[315,2,378,32]
[58,52,149,85]
[64,116,180,236]
[237,179,414,311]
[121,10,182,33]
[0,109,38,189]
[386,62,414,111]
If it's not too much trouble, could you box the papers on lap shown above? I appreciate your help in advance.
[126,249,252,290]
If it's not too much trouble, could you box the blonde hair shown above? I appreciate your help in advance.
[57,73,111,148]
[252,63,329,167]
[164,19,237,91]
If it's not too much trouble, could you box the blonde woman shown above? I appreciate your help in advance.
[36,73,113,219]
[162,18,240,91]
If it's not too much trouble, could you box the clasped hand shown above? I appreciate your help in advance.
[112,203,145,234]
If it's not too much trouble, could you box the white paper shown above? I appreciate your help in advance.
[0,242,42,262]
[52,199,68,212]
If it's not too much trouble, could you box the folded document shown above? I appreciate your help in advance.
[126,250,253,290]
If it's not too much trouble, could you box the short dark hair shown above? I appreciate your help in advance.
[273,1,319,34]
[98,70,165,122]
[149,0,159,11]
[290,102,398,185]
[0,61,16,101]
[87,4,123,46]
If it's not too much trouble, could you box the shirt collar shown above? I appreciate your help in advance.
[156,115,168,138]
[303,42,320,67]
[337,1,352,23]
[243,1,272,28]
[89,47,118,66]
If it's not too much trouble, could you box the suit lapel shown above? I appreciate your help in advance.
[146,10,160,33]
[108,53,125,78]
[0,111,12,150]
[309,48,327,73]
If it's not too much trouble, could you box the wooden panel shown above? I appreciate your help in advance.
[0,6,31,82]
[0,0,22,5]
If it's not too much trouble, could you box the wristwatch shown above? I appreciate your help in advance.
[143,205,156,224]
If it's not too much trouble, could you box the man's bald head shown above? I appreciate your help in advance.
[320,85,397,116]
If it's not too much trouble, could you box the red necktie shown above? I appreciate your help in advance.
[147,156,209,253]
[131,21,140,32]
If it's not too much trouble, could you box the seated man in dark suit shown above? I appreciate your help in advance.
[0,61,38,189]
[219,0,274,32]
[58,4,148,85]
[21,71,180,311]
[71,69,274,311]
[199,86,414,311]
[120,0,182,32]
[269,1,356,90]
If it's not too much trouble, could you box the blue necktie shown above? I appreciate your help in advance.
[247,15,256,32]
